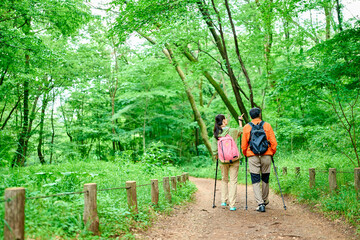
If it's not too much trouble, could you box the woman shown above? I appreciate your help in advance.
[211,114,243,211]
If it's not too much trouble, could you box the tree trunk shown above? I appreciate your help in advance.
[60,95,73,142]
[335,0,343,31]
[165,45,213,156]
[13,55,30,167]
[197,1,250,122]
[50,90,55,164]
[324,4,331,40]
[225,0,255,108]
[110,36,120,152]
[24,94,40,160]
[195,121,199,156]
[264,0,273,83]
[0,64,9,86]
[143,95,148,154]
[255,0,274,108]
[37,94,48,165]
[1,97,21,130]
[182,50,239,121]
[199,78,203,107]
[138,30,241,122]
[0,96,7,123]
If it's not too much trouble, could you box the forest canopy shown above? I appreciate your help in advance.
[0,0,359,167]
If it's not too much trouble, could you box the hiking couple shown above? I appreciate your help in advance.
[211,108,277,212]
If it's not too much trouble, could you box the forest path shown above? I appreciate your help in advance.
[136,177,357,240]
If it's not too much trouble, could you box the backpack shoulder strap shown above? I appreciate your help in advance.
[259,121,265,127]
[248,122,255,128]
[217,128,230,140]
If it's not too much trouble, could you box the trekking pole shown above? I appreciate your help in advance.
[271,156,287,210]
[245,156,248,210]
[212,157,219,208]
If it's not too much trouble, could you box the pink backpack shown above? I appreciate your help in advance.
[217,134,240,163]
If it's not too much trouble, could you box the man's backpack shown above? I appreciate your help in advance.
[217,134,239,163]
[249,121,269,155]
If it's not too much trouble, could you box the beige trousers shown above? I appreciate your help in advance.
[248,155,271,205]
[220,160,239,208]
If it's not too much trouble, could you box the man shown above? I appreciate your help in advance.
[241,108,277,212]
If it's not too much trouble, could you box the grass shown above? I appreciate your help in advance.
[273,150,359,233]
[0,159,197,239]
[183,149,360,233]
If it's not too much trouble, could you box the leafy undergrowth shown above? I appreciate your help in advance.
[183,150,360,233]
[0,160,197,239]
[271,150,359,233]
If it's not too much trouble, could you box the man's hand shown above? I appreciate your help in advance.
[238,113,244,127]
[238,113,244,121]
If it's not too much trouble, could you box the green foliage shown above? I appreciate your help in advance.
[0,159,196,239]
[273,27,360,166]
[1,0,360,236]
[141,141,172,171]
[271,150,360,232]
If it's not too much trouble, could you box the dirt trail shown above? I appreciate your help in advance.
[136,177,357,240]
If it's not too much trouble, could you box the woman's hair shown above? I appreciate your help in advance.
[213,114,225,140]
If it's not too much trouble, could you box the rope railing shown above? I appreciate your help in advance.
[1,179,173,202]
[27,190,87,200]
[98,186,130,192]
[277,167,354,173]
[290,168,354,173]
[2,172,190,239]
[241,166,356,175]
[136,183,154,187]
[275,167,360,194]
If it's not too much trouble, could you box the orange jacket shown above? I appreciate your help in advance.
[241,118,277,157]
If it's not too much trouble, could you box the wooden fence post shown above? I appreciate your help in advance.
[171,176,177,191]
[83,183,99,235]
[295,167,300,177]
[177,175,182,186]
[151,179,159,205]
[4,187,25,240]
[282,167,287,175]
[163,177,171,202]
[181,173,186,183]
[126,181,138,213]
[329,168,337,192]
[354,168,360,199]
[184,172,189,181]
[309,168,316,188]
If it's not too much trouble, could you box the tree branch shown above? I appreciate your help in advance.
[197,49,229,75]
[0,64,9,86]
[1,96,21,130]
[224,0,255,107]
[275,7,319,44]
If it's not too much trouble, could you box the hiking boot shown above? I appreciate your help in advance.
[264,199,269,206]
[221,202,227,207]
[256,204,265,212]
[230,207,236,211]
